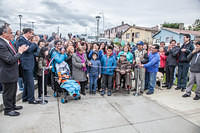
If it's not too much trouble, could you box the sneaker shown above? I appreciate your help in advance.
[146,91,154,95]
[167,86,172,89]
[182,93,190,97]
[101,90,105,96]
[193,95,200,100]
[175,87,181,90]
[107,91,112,96]
[181,88,186,92]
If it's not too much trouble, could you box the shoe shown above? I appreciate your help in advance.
[181,88,186,92]
[101,90,105,96]
[146,91,154,95]
[4,111,20,116]
[193,95,200,100]
[45,95,50,97]
[116,86,120,91]
[81,92,86,95]
[14,106,23,110]
[162,85,168,88]
[28,100,40,104]
[22,99,27,102]
[182,93,190,97]
[167,86,171,89]
[175,87,181,90]
[107,91,112,96]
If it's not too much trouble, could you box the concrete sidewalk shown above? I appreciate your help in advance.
[145,86,200,127]
[0,88,200,133]
[0,81,38,112]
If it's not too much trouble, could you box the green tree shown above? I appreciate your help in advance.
[162,22,180,29]
[188,25,193,30]
[193,19,200,31]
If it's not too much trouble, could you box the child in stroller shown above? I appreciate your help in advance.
[55,60,81,103]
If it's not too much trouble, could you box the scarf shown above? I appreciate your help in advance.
[76,52,87,72]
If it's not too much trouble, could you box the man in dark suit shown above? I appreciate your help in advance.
[0,24,29,116]
[16,28,39,104]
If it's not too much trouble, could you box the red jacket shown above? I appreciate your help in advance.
[159,52,167,68]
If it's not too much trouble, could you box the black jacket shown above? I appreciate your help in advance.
[165,46,179,66]
[179,41,194,63]
[187,51,200,73]
[0,38,21,83]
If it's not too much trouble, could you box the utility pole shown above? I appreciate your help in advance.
[31,22,35,30]
[99,11,104,36]
[96,16,101,42]
[57,26,60,35]
[18,15,22,34]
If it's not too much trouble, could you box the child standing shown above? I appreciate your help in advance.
[37,47,49,98]
[87,52,101,94]
[101,46,117,96]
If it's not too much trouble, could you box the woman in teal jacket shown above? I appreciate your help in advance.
[117,45,133,64]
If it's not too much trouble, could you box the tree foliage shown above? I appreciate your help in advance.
[162,22,180,29]
[193,19,200,31]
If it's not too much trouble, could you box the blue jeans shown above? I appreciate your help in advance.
[18,77,24,91]
[145,71,150,89]
[177,63,189,88]
[89,74,98,92]
[147,72,157,93]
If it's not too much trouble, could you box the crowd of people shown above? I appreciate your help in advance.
[0,23,200,117]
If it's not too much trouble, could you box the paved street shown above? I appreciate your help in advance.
[0,88,200,133]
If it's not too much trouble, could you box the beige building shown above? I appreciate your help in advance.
[122,26,158,44]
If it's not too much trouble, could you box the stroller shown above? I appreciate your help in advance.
[53,61,81,103]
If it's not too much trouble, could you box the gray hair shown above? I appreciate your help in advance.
[0,22,10,35]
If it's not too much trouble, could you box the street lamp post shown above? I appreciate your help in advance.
[99,11,104,36]
[31,22,35,30]
[18,15,22,35]
[96,16,101,42]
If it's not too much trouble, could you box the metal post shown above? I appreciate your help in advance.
[41,67,48,104]
[96,16,101,42]
[134,67,140,96]
[18,15,22,35]
[31,22,35,30]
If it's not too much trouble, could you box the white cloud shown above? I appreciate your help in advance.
[0,0,199,36]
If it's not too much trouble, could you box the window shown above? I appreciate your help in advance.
[135,32,140,38]
[165,36,173,43]
[126,33,130,39]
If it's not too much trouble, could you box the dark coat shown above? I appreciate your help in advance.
[0,38,21,83]
[178,41,194,63]
[165,46,180,66]
[16,36,38,70]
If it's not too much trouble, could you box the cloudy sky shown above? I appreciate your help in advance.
[0,0,200,37]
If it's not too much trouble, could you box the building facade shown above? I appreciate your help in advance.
[104,22,130,40]
[121,26,158,44]
[153,28,200,45]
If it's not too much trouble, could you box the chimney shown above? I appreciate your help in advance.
[179,23,184,30]
[122,21,124,25]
